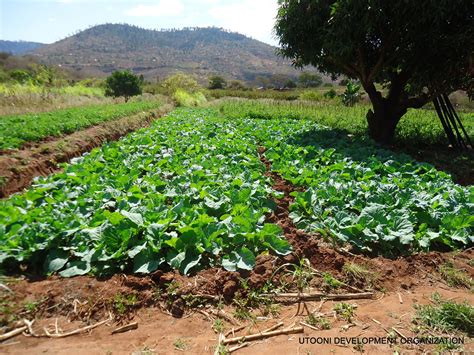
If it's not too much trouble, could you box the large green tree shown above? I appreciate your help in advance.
[275,0,473,144]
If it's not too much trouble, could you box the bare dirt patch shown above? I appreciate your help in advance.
[0,104,173,198]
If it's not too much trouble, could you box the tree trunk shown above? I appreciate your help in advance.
[366,100,406,145]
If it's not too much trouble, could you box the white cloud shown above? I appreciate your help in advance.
[207,0,278,45]
[125,1,184,17]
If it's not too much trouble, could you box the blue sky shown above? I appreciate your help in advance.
[0,0,280,46]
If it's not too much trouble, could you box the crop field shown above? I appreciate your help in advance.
[0,100,163,150]
[1,108,472,277]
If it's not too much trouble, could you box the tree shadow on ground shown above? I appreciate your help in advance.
[289,125,473,185]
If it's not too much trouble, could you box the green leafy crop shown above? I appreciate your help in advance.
[0,109,291,276]
[0,107,472,276]
[0,100,163,149]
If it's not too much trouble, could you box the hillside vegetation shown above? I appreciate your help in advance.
[31,24,321,84]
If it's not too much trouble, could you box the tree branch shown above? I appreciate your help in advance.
[405,93,431,109]
[356,48,368,83]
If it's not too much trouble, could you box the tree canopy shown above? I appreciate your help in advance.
[298,72,322,88]
[105,70,142,101]
[275,0,473,143]
[208,75,227,89]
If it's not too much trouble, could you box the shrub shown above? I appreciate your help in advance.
[299,90,323,101]
[9,69,32,84]
[208,75,226,90]
[163,73,200,95]
[298,72,323,88]
[324,89,337,99]
[173,89,207,107]
[228,80,246,90]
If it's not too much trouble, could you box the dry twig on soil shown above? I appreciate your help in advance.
[261,322,284,334]
[0,283,13,294]
[111,322,138,334]
[299,321,319,331]
[262,292,374,301]
[43,313,112,338]
[228,342,250,353]
[222,326,304,345]
[225,325,246,338]
[0,326,27,342]
[209,309,239,325]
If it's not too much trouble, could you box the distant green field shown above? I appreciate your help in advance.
[0,100,163,149]
[0,83,104,97]
[213,98,474,146]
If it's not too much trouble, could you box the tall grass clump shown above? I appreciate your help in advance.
[173,89,207,107]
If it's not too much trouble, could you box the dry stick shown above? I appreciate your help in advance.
[299,321,319,331]
[0,326,27,342]
[261,322,284,334]
[195,294,219,301]
[225,325,246,338]
[111,322,138,335]
[43,314,112,338]
[262,292,374,301]
[209,309,240,326]
[222,326,304,345]
[397,292,403,304]
[198,309,214,322]
[213,333,225,355]
[392,327,407,340]
[0,341,20,347]
[22,319,39,338]
[228,342,250,353]
[0,283,13,294]
[311,299,326,315]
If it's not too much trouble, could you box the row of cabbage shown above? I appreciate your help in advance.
[0,109,291,276]
[254,120,473,256]
[1,108,472,276]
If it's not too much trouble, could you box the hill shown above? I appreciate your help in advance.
[31,24,317,83]
[0,40,45,55]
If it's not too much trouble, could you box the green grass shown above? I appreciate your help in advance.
[413,293,474,336]
[0,83,104,97]
[212,98,474,147]
[0,100,163,149]
[342,262,380,289]
[205,88,300,101]
[333,302,356,322]
[438,262,473,289]
[306,313,332,329]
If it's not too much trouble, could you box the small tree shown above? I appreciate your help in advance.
[275,1,473,144]
[298,72,323,88]
[105,70,142,101]
[208,75,227,89]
